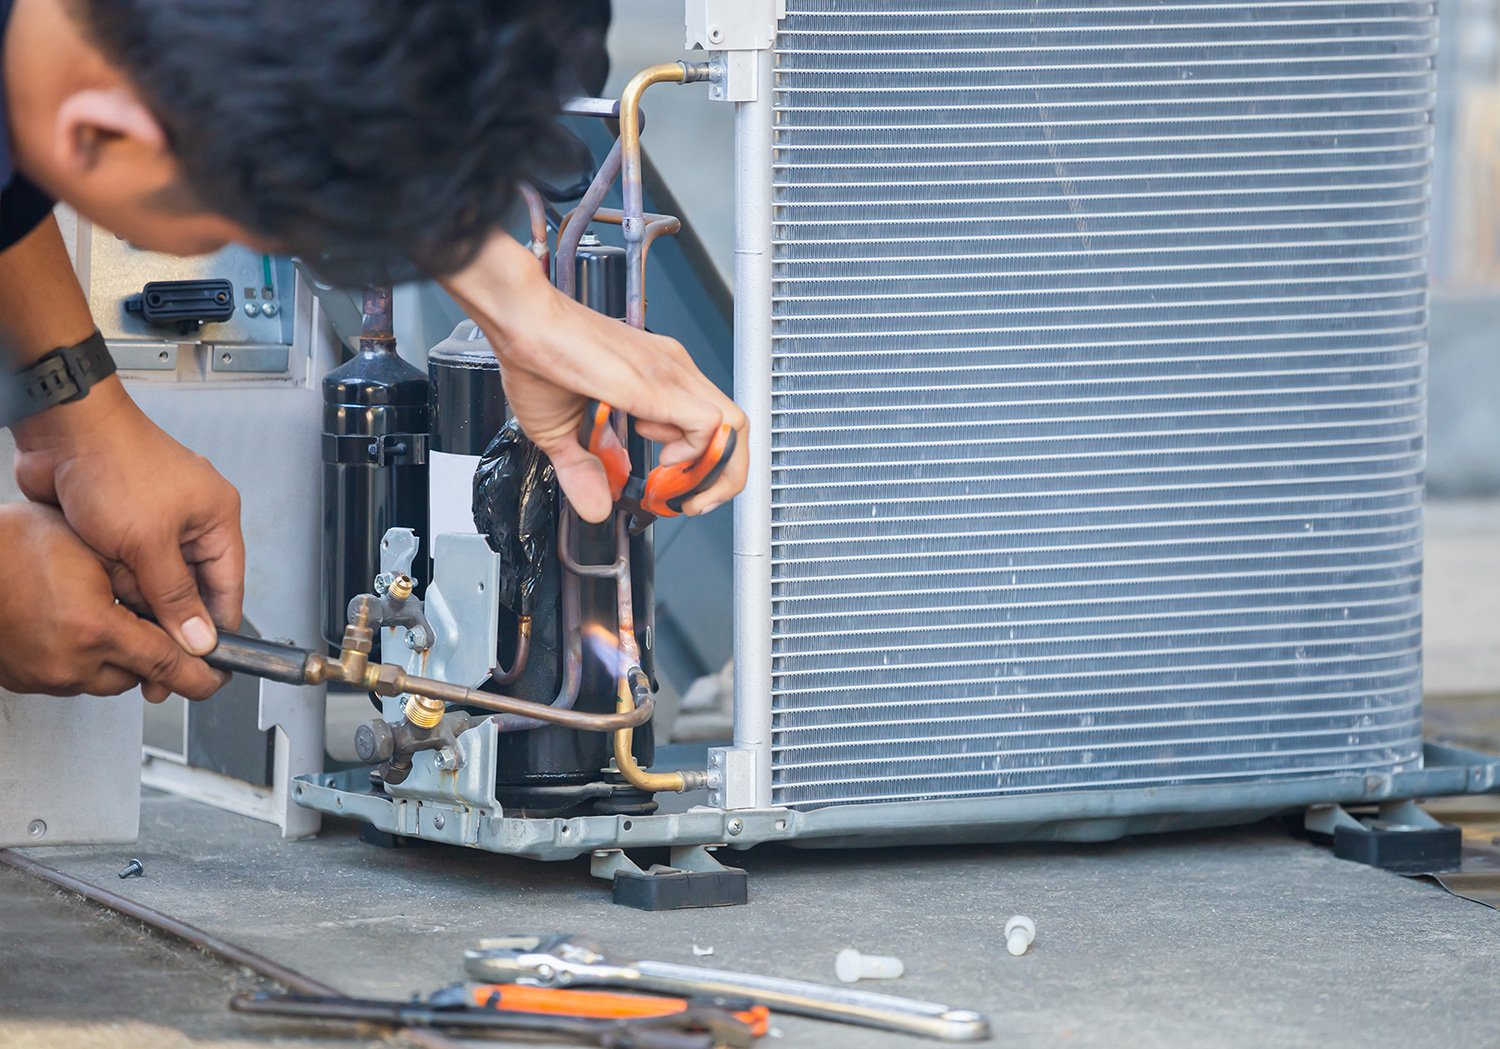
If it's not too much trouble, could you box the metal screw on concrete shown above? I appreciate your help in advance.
[726,818,743,836]
[243,302,261,317]
[26,819,45,840]
[117,859,144,880]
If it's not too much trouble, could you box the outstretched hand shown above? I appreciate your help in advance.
[442,232,748,524]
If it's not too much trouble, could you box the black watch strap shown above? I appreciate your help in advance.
[10,330,116,422]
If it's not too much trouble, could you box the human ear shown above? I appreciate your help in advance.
[53,87,168,173]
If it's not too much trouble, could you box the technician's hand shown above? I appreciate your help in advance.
[0,503,227,700]
[442,232,748,524]
[10,377,244,695]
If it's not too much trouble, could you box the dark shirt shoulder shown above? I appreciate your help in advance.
[0,175,56,253]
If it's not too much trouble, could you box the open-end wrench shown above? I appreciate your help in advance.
[463,935,990,1043]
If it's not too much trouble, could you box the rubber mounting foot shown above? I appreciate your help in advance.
[1333,823,1461,874]
[612,867,749,910]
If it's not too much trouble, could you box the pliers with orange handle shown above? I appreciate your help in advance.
[578,398,737,534]
[471,983,770,1038]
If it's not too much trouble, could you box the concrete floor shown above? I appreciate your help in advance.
[5,783,1500,1049]
[0,862,364,1049]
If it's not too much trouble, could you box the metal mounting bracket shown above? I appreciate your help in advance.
[689,0,784,102]
[686,0,783,51]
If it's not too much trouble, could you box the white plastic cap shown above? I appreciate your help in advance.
[1004,915,1036,956]
[835,947,905,983]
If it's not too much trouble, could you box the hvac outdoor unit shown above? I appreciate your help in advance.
[300,0,1500,858]
[721,0,1437,832]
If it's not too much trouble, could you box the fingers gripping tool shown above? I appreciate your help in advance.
[577,398,736,534]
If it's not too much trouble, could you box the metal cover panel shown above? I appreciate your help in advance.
[770,1,1431,810]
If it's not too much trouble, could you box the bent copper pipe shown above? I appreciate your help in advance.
[488,518,586,732]
[619,62,708,330]
[555,138,623,301]
[492,617,531,687]
[517,182,550,277]
[558,207,682,293]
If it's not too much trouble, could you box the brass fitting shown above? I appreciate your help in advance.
[388,573,414,600]
[404,695,446,730]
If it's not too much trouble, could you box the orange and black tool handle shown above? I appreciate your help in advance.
[577,398,631,502]
[640,423,737,518]
[578,398,737,519]
[471,984,770,1037]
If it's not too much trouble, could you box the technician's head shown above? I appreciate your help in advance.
[3,0,605,280]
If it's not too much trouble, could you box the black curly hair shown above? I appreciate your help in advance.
[69,0,610,283]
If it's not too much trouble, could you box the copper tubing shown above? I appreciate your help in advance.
[558,205,687,277]
[555,138,623,301]
[606,511,706,793]
[558,508,626,581]
[488,523,585,731]
[492,616,532,686]
[517,182,550,277]
[613,670,704,793]
[306,597,645,733]
[554,98,647,299]
[561,95,623,119]
[561,493,706,793]
[358,663,652,732]
[619,64,692,330]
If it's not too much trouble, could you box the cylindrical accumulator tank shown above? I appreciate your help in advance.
[573,232,625,320]
[320,288,429,648]
[428,321,507,540]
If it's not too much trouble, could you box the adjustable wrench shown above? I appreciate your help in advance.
[463,934,990,1042]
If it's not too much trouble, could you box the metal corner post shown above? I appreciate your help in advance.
[730,46,776,808]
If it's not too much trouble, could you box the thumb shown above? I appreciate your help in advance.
[540,438,614,523]
[128,537,218,655]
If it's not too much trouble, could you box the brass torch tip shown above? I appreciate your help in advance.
[389,574,414,601]
[404,695,445,729]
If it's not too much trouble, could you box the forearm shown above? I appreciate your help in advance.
[0,213,97,363]
[439,232,552,348]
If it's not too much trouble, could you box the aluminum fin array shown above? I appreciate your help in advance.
[769,0,1431,810]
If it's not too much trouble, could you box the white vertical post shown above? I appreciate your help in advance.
[728,46,776,808]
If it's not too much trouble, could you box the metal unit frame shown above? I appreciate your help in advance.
[295,741,1500,861]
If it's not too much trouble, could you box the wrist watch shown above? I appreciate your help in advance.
[4,330,116,426]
